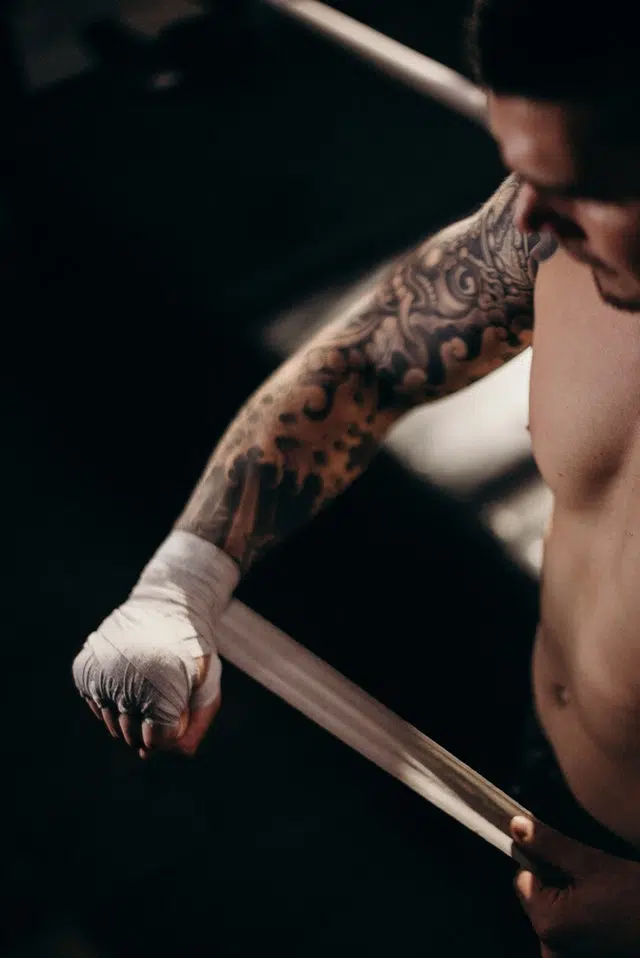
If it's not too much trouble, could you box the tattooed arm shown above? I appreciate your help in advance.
[177,175,557,573]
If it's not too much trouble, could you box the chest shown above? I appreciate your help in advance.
[529,250,640,502]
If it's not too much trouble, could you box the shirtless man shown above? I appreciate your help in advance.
[72,0,640,953]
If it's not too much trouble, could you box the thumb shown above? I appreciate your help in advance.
[172,695,221,756]
[139,658,219,756]
[142,710,190,751]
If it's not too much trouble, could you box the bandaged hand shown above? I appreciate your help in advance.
[72,531,239,757]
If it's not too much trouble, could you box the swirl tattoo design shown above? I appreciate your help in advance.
[178,175,557,571]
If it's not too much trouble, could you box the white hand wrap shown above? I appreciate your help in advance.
[72,531,240,727]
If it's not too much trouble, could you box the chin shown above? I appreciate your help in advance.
[593,271,640,313]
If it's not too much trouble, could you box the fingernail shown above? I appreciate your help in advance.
[512,816,533,842]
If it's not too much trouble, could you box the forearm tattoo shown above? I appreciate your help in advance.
[177,175,557,571]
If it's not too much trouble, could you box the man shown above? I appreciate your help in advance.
[73,0,640,953]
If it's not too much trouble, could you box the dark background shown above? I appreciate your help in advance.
[2,2,541,954]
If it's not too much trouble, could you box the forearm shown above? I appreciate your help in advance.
[175,347,397,573]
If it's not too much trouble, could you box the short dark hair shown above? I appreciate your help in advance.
[466,0,640,103]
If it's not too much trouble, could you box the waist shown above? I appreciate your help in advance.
[540,505,640,711]
[533,628,640,849]
[513,702,640,861]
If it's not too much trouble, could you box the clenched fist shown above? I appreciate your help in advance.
[72,531,239,758]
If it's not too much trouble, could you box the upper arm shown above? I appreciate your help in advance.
[317,174,558,418]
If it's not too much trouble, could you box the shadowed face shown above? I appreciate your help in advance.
[489,93,640,311]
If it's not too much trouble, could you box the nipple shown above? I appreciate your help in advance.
[554,684,570,706]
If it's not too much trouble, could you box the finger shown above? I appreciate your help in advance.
[513,868,549,919]
[118,713,141,749]
[174,695,221,757]
[141,712,188,751]
[513,868,572,949]
[101,707,121,739]
[515,869,536,902]
[85,697,103,721]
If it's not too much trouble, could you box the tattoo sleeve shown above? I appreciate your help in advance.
[177,175,557,572]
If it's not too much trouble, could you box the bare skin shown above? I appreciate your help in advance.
[531,247,640,848]
[488,93,640,851]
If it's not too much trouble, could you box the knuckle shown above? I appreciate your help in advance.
[73,605,197,731]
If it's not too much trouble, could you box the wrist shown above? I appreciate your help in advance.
[132,531,240,654]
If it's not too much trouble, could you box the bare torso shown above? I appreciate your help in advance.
[531,248,640,847]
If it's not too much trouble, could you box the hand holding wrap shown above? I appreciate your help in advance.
[72,531,240,732]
